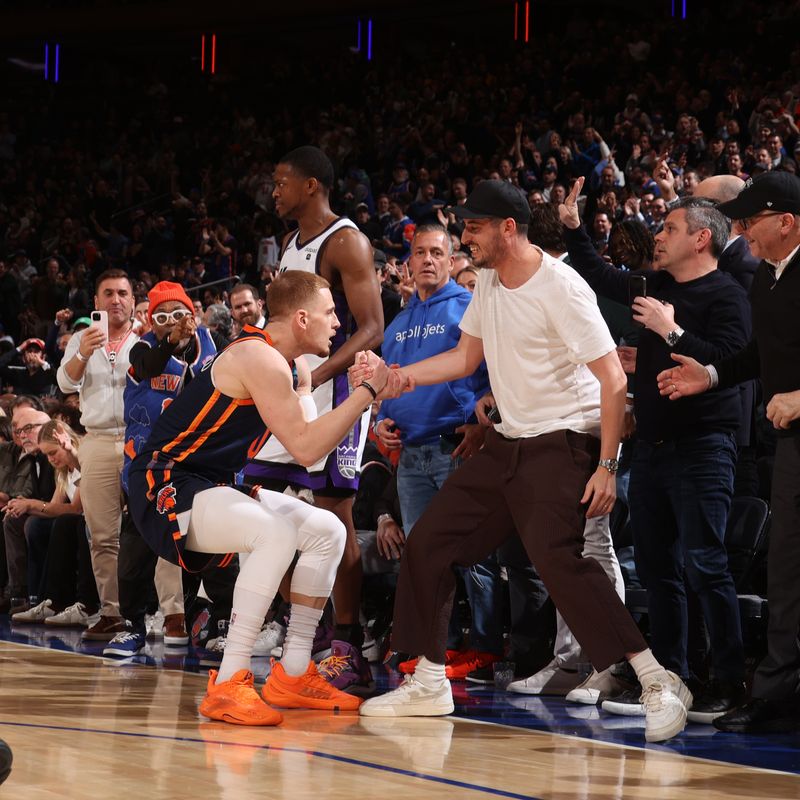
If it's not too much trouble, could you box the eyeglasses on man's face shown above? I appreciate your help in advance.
[13,422,44,437]
[737,211,783,230]
[152,309,192,326]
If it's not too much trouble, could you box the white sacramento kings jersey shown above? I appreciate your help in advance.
[250,217,370,484]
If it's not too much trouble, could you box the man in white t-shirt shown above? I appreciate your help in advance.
[356,181,691,743]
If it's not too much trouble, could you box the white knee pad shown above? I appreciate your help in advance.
[187,487,299,596]
[291,509,346,598]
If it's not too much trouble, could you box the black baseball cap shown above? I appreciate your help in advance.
[448,180,531,224]
[372,248,387,269]
[717,171,800,220]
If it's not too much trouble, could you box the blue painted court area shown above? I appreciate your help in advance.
[3,617,799,777]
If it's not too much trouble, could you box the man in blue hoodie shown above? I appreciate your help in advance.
[372,224,503,680]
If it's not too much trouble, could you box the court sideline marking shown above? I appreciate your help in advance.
[0,718,541,800]
[2,640,798,780]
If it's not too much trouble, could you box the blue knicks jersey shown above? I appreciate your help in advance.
[122,327,217,492]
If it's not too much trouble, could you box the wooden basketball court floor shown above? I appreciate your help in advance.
[1,624,798,799]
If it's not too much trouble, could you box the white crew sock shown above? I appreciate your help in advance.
[415,656,447,689]
[628,648,670,688]
[280,603,323,676]
[217,586,269,683]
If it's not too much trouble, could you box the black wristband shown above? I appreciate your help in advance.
[360,380,378,400]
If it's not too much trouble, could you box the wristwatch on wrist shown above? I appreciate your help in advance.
[376,513,393,525]
[665,327,684,347]
[598,458,620,475]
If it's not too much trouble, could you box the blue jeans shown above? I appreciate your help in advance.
[629,431,744,682]
[398,438,504,655]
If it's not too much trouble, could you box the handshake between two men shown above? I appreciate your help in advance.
[348,350,414,400]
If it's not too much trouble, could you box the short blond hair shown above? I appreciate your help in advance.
[266,271,330,319]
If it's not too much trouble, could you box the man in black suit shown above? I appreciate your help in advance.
[694,176,761,292]
[693,176,762,496]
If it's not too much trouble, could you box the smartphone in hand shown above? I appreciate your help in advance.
[628,274,647,306]
[90,309,109,341]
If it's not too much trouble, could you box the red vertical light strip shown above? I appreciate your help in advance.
[525,1,530,43]
[211,34,216,74]
[201,35,206,72]
[514,2,519,41]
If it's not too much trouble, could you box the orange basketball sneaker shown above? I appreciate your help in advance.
[199,669,283,726]
[262,660,363,711]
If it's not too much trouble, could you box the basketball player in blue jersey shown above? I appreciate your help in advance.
[128,271,396,725]
[243,146,384,691]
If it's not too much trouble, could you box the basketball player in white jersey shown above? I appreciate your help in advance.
[243,146,383,692]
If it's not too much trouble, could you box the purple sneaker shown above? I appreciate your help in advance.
[311,623,335,662]
[318,640,375,696]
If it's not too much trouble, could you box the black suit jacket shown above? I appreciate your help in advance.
[718,235,760,293]
[717,236,761,446]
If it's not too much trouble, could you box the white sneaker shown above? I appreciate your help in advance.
[641,671,692,743]
[252,620,286,657]
[506,657,580,696]
[205,635,226,653]
[45,602,92,628]
[361,637,380,663]
[359,675,454,718]
[566,667,635,705]
[12,598,56,623]
[145,611,165,639]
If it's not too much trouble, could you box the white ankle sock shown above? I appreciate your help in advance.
[281,603,322,676]
[415,656,447,689]
[628,649,669,688]
[217,586,270,683]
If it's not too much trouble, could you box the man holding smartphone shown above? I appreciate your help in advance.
[57,269,138,641]
[560,180,752,725]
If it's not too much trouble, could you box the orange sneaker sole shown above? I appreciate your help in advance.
[261,682,362,711]
[199,696,283,726]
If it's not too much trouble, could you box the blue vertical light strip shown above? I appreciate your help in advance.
[682,0,687,18]
[55,44,60,83]
[356,19,362,52]
[367,19,373,61]
[44,43,49,80]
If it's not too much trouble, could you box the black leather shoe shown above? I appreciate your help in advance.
[712,698,800,733]
[687,679,747,724]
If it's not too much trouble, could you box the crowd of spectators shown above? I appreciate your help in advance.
[0,0,797,726]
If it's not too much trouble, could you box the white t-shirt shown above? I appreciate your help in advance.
[65,468,80,503]
[459,248,615,439]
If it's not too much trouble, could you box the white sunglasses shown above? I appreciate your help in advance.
[152,309,192,325]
